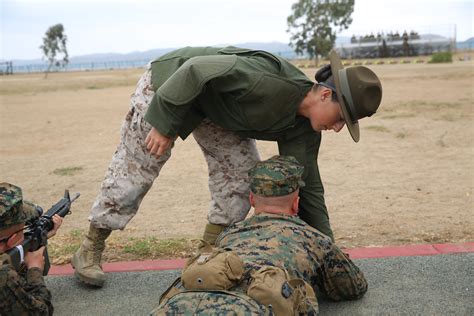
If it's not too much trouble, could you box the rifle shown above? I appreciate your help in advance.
[6,190,80,275]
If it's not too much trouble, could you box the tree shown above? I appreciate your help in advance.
[40,24,69,77]
[287,0,354,66]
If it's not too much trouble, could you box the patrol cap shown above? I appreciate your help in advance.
[0,183,38,229]
[249,155,304,197]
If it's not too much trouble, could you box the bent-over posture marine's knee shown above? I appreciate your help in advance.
[192,119,260,226]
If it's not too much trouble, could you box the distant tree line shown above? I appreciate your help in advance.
[350,30,420,44]
[287,0,355,66]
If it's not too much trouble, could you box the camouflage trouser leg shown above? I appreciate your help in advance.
[193,120,260,226]
[89,66,260,230]
[89,65,172,230]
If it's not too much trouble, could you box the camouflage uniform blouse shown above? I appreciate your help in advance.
[145,46,333,240]
[215,213,368,301]
[0,253,53,316]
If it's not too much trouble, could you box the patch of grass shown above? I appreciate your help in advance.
[365,125,390,132]
[48,233,196,265]
[436,114,459,122]
[52,166,83,176]
[122,237,194,259]
[428,52,452,63]
[382,113,415,119]
[57,243,81,255]
[86,85,101,90]
[48,229,84,264]
[429,102,462,108]
[70,229,83,238]
[396,132,407,139]
[399,100,461,109]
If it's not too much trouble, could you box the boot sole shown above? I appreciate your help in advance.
[71,256,105,287]
[73,270,105,287]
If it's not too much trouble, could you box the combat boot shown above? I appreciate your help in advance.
[71,224,111,287]
[202,223,227,245]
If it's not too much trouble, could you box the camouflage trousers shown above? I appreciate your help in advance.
[150,290,269,315]
[89,65,260,230]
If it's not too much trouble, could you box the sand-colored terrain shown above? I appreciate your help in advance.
[1,59,473,253]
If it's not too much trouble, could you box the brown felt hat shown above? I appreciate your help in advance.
[329,50,383,142]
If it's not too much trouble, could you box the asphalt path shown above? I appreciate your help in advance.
[46,253,473,315]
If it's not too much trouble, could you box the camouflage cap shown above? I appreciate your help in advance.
[0,183,38,229]
[249,156,304,197]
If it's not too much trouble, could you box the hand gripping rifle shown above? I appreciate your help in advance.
[7,190,80,275]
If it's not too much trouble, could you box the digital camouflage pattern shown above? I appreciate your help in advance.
[0,183,38,229]
[0,253,53,315]
[249,155,304,197]
[150,290,270,315]
[89,66,259,230]
[153,214,366,314]
[216,213,368,303]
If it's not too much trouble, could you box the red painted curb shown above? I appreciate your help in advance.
[344,242,474,259]
[49,242,474,276]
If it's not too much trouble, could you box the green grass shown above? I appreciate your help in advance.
[48,233,196,264]
[47,229,84,261]
[365,125,390,132]
[122,237,194,259]
[52,166,83,176]
[69,229,83,238]
[428,52,453,63]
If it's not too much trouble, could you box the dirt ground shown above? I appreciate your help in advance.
[1,58,473,252]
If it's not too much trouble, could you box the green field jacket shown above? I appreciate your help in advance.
[144,46,333,239]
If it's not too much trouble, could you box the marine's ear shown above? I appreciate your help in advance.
[290,194,300,215]
[249,192,256,208]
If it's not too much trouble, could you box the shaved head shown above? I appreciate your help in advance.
[251,190,300,216]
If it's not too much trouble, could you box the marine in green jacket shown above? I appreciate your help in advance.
[144,46,382,237]
[72,47,382,288]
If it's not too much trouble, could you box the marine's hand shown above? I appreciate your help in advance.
[145,127,172,157]
[24,246,45,270]
[46,214,63,238]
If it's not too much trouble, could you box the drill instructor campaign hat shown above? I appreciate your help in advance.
[329,49,383,142]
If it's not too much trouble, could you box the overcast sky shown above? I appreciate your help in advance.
[1,0,472,60]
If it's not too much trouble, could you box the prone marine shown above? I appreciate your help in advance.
[151,156,367,315]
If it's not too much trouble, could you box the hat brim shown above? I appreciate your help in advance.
[329,50,360,142]
[22,201,40,222]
